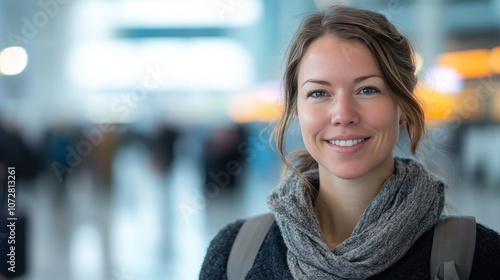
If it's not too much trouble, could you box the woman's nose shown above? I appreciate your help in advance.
[330,95,360,126]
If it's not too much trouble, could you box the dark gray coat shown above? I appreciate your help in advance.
[200,219,500,279]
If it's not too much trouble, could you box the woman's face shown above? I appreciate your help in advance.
[297,35,401,181]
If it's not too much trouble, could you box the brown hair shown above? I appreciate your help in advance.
[274,5,425,182]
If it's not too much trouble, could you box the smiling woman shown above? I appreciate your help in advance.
[297,35,400,185]
[200,5,500,280]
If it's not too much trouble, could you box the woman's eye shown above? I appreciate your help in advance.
[308,90,327,98]
[359,87,379,95]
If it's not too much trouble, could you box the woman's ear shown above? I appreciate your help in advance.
[399,112,406,125]
[397,106,405,125]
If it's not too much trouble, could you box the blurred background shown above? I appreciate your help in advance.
[0,0,499,279]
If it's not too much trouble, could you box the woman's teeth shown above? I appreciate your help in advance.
[329,138,366,147]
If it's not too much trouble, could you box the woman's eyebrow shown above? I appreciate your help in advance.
[353,74,382,84]
[301,75,382,87]
[301,79,331,87]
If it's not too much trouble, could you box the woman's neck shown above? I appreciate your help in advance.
[313,158,395,249]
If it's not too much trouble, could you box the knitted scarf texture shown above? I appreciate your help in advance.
[267,157,445,279]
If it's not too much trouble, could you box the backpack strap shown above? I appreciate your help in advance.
[227,212,275,280]
[430,216,476,280]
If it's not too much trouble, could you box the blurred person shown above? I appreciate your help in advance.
[200,5,500,279]
[89,129,118,188]
[42,125,74,186]
[0,123,43,184]
[202,124,248,191]
[149,124,179,174]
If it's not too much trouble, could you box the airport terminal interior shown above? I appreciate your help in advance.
[1,0,500,279]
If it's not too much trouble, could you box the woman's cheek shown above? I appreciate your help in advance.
[299,106,328,143]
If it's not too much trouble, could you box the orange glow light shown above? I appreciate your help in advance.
[415,84,458,120]
[438,49,490,79]
[490,47,500,75]
[228,91,282,123]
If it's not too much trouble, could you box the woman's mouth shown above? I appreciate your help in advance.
[328,138,369,147]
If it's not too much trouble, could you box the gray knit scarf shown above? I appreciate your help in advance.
[267,157,445,279]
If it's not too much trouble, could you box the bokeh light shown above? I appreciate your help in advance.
[0,46,28,75]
